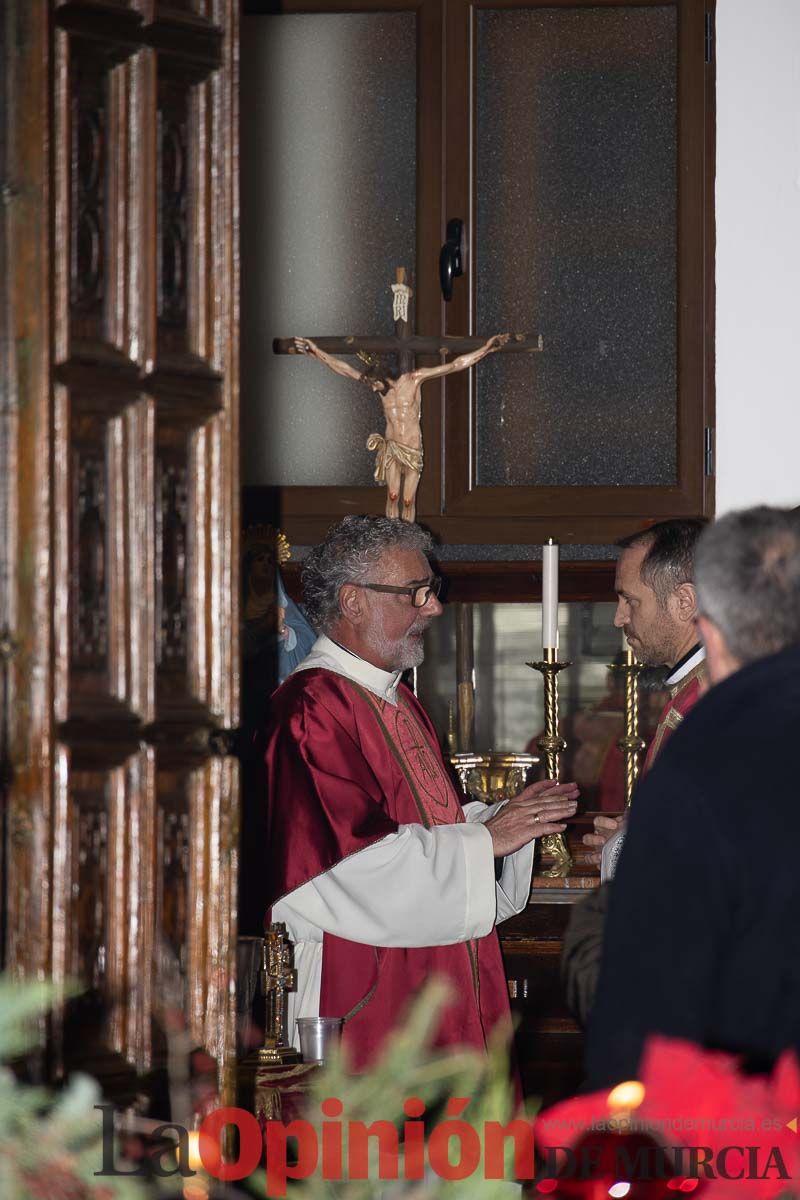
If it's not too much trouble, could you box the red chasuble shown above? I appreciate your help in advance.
[642,662,705,774]
[264,668,513,1070]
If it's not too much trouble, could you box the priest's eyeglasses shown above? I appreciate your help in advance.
[354,575,442,608]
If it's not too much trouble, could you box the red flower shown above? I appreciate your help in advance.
[533,1038,800,1198]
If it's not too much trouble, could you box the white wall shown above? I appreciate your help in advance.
[715,0,800,514]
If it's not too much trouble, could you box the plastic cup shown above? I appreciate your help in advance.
[296,1016,344,1063]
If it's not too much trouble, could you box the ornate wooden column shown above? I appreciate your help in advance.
[2,0,240,1107]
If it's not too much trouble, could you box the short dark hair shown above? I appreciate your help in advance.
[695,506,800,664]
[301,516,435,633]
[617,519,708,606]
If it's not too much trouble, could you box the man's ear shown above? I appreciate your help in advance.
[338,583,365,627]
[675,581,698,624]
[696,613,739,686]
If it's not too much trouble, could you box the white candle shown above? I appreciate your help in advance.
[542,539,559,650]
[621,626,629,653]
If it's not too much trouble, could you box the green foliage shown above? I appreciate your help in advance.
[0,976,148,1200]
[0,976,532,1198]
[273,979,535,1199]
[0,979,59,1059]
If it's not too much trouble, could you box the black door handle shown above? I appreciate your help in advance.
[439,218,465,302]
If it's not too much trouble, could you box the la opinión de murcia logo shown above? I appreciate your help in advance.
[95,1100,793,1196]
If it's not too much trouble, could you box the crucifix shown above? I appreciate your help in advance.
[251,922,301,1065]
[273,267,543,522]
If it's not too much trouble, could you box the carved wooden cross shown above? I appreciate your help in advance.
[273,267,543,368]
[274,267,543,519]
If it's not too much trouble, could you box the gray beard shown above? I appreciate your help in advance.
[372,612,429,671]
[390,639,425,670]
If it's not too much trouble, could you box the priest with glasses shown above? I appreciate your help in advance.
[264,515,578,1068]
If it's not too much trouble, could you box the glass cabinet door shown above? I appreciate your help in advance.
[441,0,710,530]
[241,11,418,488]
[474,6,677,489]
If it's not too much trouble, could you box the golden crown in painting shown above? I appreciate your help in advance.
[241,523,291,565]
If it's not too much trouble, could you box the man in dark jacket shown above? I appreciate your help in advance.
[586,506,800,1086]
[562,518,707,1025]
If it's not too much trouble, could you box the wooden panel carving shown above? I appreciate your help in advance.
[5,0,239,1113]
[50,750,156,1073]
[155,761,238,1075]
[109,749,156,1069]
[51,761,109,1022]
[157,81,192,357]
[187,758,238,1071]
[70,63,107,329]
[55,15,142,364]
[160,806,191,962]
[156,774,192,1012]
[72,787,110,989]
[109,401,156,721]
[56,385,152,731]
[157,454,190,667]
[73,448,109,667]
[153,412,227,727]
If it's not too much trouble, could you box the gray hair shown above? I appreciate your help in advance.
[301,516,436,633]
[695,506,800,664]
[617,519,707,607]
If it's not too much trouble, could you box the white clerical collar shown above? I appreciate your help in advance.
[292,635,403,706]
[665,643,706,688]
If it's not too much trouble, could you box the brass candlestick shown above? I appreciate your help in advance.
[455,602,476,752]
[527,647,573,877]
[445,700,458,756]
[610,648,646,807]
[246,922,301,1065]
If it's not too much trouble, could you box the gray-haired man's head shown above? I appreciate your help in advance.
[695,506,800,683]
[302,516,441,671]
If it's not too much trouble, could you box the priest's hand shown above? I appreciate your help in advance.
[582,813,624,865]
[485,779,579,857]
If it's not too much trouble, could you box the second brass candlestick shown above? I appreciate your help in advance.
[610,650,646,807]
[527,648,573,878]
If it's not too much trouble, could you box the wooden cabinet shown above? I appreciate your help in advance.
[501,825,602,1107]
[502,899,587,1108]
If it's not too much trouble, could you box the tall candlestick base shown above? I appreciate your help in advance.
[527,650,573,878]
[609,651,646,807]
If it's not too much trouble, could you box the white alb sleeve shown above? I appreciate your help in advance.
[274,821,497,948]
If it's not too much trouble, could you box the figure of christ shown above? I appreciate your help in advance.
[292,333,511,521]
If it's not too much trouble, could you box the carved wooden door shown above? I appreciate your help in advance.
[2,0,239,1104]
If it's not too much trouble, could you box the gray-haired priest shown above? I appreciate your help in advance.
[263,515,579,1070]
